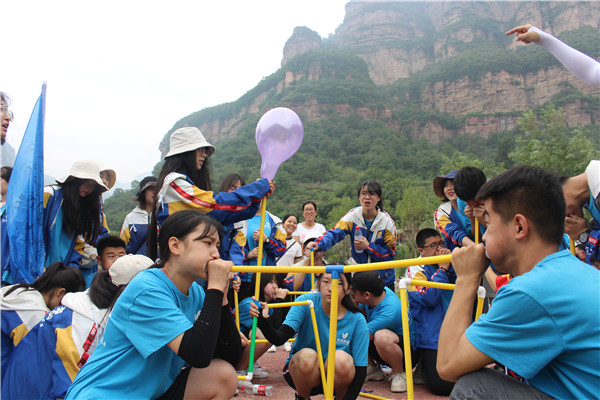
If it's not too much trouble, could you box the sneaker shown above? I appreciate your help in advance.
[366,364,386,381]
[390,372,407,393]
[267,344,277,352]
[412,363,426,385]
[284,341,292,352]
[252,363,269,379]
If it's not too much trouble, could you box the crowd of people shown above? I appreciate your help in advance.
[0,23,599,400]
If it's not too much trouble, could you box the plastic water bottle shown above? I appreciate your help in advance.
[239,382,273,396]
[354,226,364,253]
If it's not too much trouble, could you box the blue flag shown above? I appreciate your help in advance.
[6,84,46,283]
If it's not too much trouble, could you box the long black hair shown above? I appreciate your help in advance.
[5,262,85,298]
[88,270,121,309]
[148,151,213,261]
[357,180,384,212]
[249,272,282,302]
[60,178,104,242]
[154,210,223,267]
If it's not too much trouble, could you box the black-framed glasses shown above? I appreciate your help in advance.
[422,241,445,250]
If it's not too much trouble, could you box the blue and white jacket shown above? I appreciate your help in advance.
[408,264,456,350]
[120,206,151,256]
[315,207,397,286]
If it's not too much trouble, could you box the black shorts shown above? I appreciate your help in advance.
[283,361,324,396]
[156,367,191,400]
[369,333,419,369]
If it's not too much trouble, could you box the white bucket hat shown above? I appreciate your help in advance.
[165,127,215,158]
[108,254,154,286]
[98,164,117,189]
[56,160,109,192]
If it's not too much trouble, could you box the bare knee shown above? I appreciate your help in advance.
[185,359,237,399]
[291,349,319,374]
[334,350,355,382]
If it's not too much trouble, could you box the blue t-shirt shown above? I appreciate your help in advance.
[359,286,415,346]
[466,250,600,400]
[66,269,206,400]
[284,292,369,366]
[238,297,273,335]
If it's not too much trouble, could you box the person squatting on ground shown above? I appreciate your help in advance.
[407,228,456,396]
[351,270,416,393]
[236,272,289,378]
[66,210,244,399]
[437,166,600,400]
[1,263,85,380]
[2,254,153,399]
[251,272,369,400]
[308,180,397,291]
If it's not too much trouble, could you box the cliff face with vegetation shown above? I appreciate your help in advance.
[159,1,599,156]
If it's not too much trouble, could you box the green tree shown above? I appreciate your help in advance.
[395,185,439,258]
[509,105,600,176]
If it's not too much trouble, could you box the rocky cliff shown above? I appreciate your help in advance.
[161,1,599,157]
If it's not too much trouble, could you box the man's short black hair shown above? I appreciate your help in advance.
[416,228,442,248]
[351,271,385,296]
[454,167,487,201]
[97,236,127,258]
[476,166,565,246]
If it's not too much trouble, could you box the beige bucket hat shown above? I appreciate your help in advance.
[165,127,215,158]
[56,160,109,192]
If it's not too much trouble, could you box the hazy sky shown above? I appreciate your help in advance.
[2,0,348,184]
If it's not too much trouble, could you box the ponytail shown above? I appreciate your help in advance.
[5,262,85,297]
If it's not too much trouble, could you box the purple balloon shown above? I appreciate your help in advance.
[255,107,304,180]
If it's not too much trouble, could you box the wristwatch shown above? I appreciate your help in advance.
[578,230,591,244]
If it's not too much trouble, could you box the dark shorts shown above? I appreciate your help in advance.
[156,367,191,400]
[369,333,419,369]
[283,361,324,396]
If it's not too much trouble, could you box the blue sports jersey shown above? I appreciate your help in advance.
[238,297,273,334]
[466,250,600,400]
[66,269,205,400]
[360,287,415,346]
[284,292,369,366]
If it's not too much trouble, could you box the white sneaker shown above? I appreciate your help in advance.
[412,362,426,384]
[390,372,407,393]
[267,344,277,352]
[366,364,386,381]
[252,363,269,379]
[284,341,292,352]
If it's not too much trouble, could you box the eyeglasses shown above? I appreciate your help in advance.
[1,106,14,122]
[359,191,375,198]
[421,241,445,250]
[303,208,316,212]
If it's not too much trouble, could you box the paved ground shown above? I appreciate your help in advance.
[235,346,449,399]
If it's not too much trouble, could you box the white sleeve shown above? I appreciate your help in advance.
[531,27,600,87]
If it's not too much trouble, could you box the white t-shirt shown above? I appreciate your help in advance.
[276,238,303,267]
[293,222,326,244]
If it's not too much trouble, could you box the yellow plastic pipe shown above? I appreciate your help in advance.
[570,238,576,256]
[325,275,340,400]
[311,251,315,290]
[231,254,452,274]
[234,289,240,331]
[359,391,394,400]
[309,303,328,391]
[474,221,479,244]
[248,198,268,378]
[398,285,414,400]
